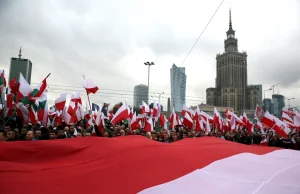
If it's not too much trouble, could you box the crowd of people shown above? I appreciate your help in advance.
[1,116,300,151]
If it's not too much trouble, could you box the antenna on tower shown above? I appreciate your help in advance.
[18,47,22,58]
[229,8,232,29]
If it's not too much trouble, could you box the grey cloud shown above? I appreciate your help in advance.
[249,38,300,88]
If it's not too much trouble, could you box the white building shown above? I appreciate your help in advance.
[133,84,148,107]
[170,64,186,112]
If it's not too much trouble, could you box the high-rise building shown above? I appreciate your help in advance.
[263,98,273,113]
[246,85,260,110]
[249,84,262,104]
[9,48,32,84]
[206,9,252,112]
[272,94,285,117]
[170,64,186,112]
[133,84,148,107]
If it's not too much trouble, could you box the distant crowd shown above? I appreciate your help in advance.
[1,118,299,151]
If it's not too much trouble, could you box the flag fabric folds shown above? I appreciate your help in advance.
[82,78,99,95]
[1,136,299,194]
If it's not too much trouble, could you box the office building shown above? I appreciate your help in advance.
[246,85,260,110]
[272,94,285,117]
[133,84,148,107]
[250,84,262,103]
[263,98,273,113]
[170,64,186,112]
[9,48,32,84]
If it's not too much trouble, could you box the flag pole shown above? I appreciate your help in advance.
[45,73,51,79]
[83,75,92,114]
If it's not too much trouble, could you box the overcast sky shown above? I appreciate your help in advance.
[0,0,299,109]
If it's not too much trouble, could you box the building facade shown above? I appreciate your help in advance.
[206,10,259,113]
[170,64,186,112]
[133,84,148,107]
[246,85,260,110]
[9,48,32,84]
[272,94,285,117]
[263,98,273,113]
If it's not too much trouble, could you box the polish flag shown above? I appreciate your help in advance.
[282,112,293,125]
[55,93,67,112]
[273,117,291,138]
[255,104,265,120]
[152,102,158,117]
[213,107,222,130]
[193,106,200,121]
[205,117,211,134]
[130,112,137,130]
[195,115,202,132]
[199,111,213,122]
[261,111,275,128]
[111,103,129,125]
[159,114,165,128]
[282,107,295,118]
[293,111,300,127]
[183,112,193,129]
[82,78,99,95]
[2,137,300,194]
[225,109,233,120]
[95,111,106,133]
[182,104,191,117]
[142,101,150,113]
[160,115,168,129]
[230,116,236,131]
[144,117,153,132]
[169,108,177,130]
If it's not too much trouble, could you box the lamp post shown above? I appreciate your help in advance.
[144,62,155,104]
[287,98,295,108]
[263,88,272,112]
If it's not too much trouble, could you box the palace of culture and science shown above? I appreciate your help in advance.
[206,10,262,112]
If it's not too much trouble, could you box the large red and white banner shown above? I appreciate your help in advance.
[0,137,299,194]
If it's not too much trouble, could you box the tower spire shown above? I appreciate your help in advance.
[18,47,22,58]
[229,8,232,30]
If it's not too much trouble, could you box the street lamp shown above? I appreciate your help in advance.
[287,98,295,108]
[144,61,155,104]
[263,88,272,112]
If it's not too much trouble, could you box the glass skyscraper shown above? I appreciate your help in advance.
[170,64,186,112]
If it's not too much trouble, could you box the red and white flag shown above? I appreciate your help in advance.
[183,112,193,129]
[130,112,138,130]
[182,104,191,117]
[1,137,300,194]
[261,111,275,128]
[169,108,177,130]
[144,117,153,132]
[282,112,293,125]
[141,101,150,114]
[255,104,265,120]
[230,116,236,131]
[82,77,99,95]
[111,103,129,125]
[55,93,67,112]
